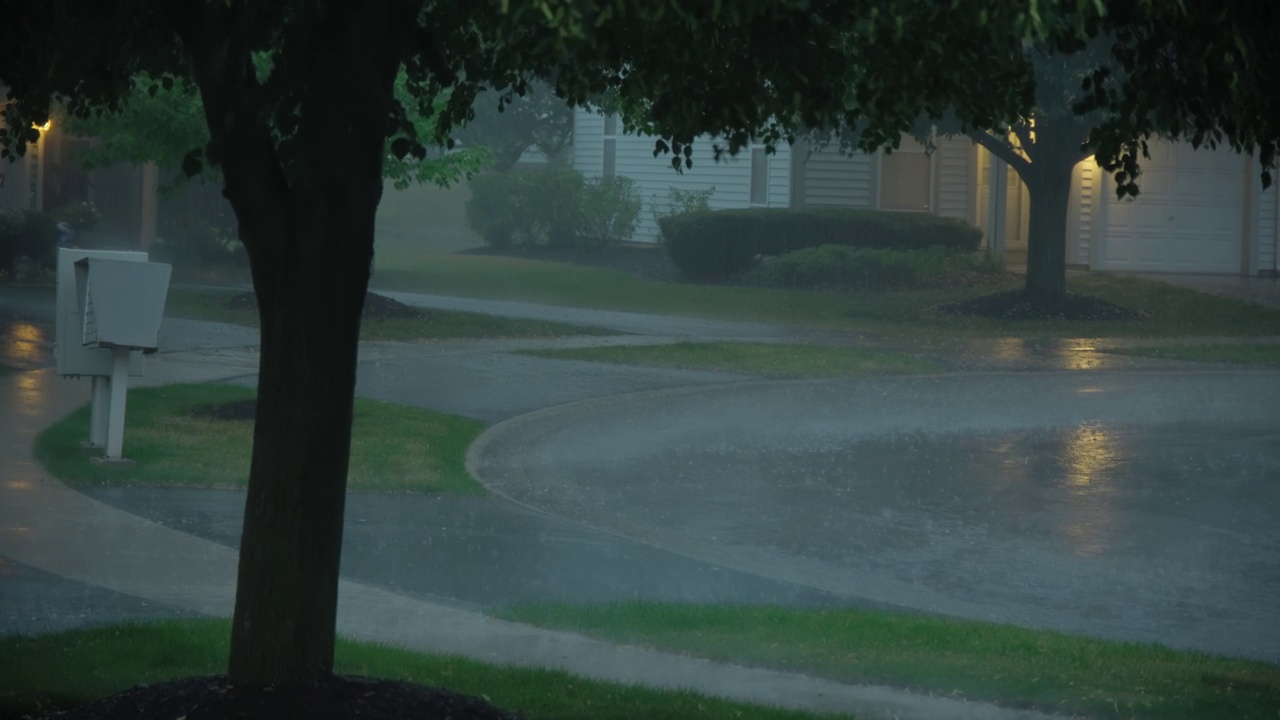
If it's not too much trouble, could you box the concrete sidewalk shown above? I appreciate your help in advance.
[0,365,1063,720]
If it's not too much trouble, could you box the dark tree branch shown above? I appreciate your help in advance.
[969,129,1031,176]
[1012,122,1036,162]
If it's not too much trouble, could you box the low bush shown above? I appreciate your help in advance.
[749,244,1004,291]
[749,245,920,289]
[651,186,716,240]
[579,176,642,248]
[658,207,982,281]
[466,166,639,250]
[465,172,524,248]
[0,209,58,277]
[521,164,586,247]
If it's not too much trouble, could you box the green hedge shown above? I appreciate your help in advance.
[658,208,983,281]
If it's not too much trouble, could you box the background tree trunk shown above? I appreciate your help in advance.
[1022,169,1073,303]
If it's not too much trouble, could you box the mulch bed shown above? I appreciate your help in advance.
[226,292,425,322]
[46,674,522,720]
[935,289,1146,321]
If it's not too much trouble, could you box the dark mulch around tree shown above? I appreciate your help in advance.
[459,244,680,282]
[190,399,258,422]
[46,674,522,720]
[226,292,426,321]
[935,289,1147,321]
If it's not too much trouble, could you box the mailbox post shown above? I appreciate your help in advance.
[56,249,148,449]
[61,253,172,461]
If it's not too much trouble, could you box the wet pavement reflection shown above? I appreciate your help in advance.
[0,319,53,371]
[479,375,1280,661]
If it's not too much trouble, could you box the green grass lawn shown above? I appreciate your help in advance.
[1101,343,1280,367]
[164,286,611,341]
[496,602,1280,720]
[0,619,842,720]
[371,255,1280,339]
[520,342,941,377]
[34,383,486,493]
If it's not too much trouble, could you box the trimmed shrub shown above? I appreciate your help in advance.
[749,244,1008,291]
[465,172,524,248]
[748,245,932,289]
[0,209,59,274]
[658,207,982,281]
[579,176,642,249]
[521,164,585,248]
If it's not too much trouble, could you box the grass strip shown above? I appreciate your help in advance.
[520,342,941,377]
[371,255,1280,338]
[164,286,611,341]
[0,619,844,720]
[34,383,486,493]
[495,601,1280,720]
[1100,343,1280,367]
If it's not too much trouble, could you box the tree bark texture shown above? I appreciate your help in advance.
[1020,117,1088,304]
[974,118,1090,305]
[175,0,405,686]
[1022,169,1073,303]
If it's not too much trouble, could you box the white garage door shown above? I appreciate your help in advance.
[1097,140,1244,274]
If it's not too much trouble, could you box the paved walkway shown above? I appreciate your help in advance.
[3,284,1280,717]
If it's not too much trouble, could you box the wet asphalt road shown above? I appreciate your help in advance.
[3,285,1279,666]
[471,373,1280,662]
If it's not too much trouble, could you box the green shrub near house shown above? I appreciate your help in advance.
[749,244,1003,290]
[658,207,983,281]
[465,166,641,250]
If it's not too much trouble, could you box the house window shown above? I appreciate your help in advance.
[879,146,932,212]
[602,114,618,179]
[749,147,768,206]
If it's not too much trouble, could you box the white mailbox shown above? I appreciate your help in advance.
[74,258,172,351]
[54,249,173,462]
[56,249,147,378]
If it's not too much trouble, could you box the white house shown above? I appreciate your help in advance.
[573,109,1280,276]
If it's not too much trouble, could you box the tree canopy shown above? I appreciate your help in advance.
[3,0,1276,694]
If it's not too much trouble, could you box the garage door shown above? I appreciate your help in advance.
[1097,140,1244,274]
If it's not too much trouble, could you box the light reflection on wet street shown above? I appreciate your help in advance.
[0,319,52,371]
[478,373,1280,661]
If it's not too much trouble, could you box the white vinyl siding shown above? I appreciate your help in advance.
[934,137,974,223]
[572,111,605,179]
[749,148,768,205]
[1259,181,1277,274]
[799,145,876,208]
[572,109,790,242]
[602,114,618,179]
[1068,158,1098,266]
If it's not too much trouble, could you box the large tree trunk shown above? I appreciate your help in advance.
[172,1,405,687]
[1022,168,1074,303]
[226,196,374,684]
[1018,118,1086,305]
